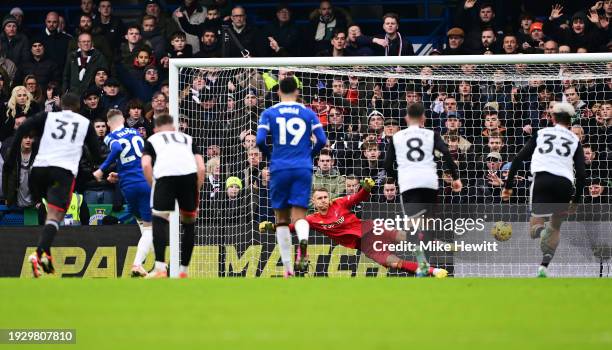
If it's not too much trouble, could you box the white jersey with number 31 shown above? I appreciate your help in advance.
[531,125,579,183]
[33,111,91,176]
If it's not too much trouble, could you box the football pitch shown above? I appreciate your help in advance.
[1,278,611,350]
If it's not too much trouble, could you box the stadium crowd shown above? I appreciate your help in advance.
[0,0,610,225]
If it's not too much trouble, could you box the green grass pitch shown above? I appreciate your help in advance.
[1,278,611,350]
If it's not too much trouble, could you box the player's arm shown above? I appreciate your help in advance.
[193,142,206,190]
[311,113,327,156]
[94,141,122,181]
[572,142,586,203]
[433,133,462,192]
[383,139,398,180]
[4,112,47,171]
[141,140,156,186]
[256,111,271,157]
[502,136,537,199]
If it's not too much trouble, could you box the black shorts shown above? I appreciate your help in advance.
[29,166,75,212]
[153,173,199,217]
[530,172,573,217]
[400,188,438,218]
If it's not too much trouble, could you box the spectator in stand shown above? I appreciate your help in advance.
[43,82,61,113]
[241,147,262,188]
[101,78,127,112]
[455,1,504,55]
[90,67,109,92]
[355,140,386,185]
[6,86,40,121]
[117,62,161,103]
[345,24,375,56]
[306,0,349,54]
[1,131,37,209]
[163,32,193,67]
[81,118,115,205]
[80,88,105,121]
[443,27,467,55]
[79,0,97,20]
[516,13,534,47]
[263,3,301,57]
[16,40,60,91]
[480,27,501,54]
[521,21,547,53]
[120,25,152,67]
[63,32,109,96]
[544,5,608,53]
[23,76,44,108]
[502,34,520,54]
[0,16,29,67]
[472,151,506,203]
[145,91,168,121]
[141,15,168,63]
[9,8,29,38]
[142,0,180,41]
[94,1,126,51]
[172,0,207,55]
[543,39,559,54]
[0,50,17,84]
[68,14,113,63]
[381,178,399,203]
[316,28,347,56]
[564,85,587,118]
[371,13,415,56]
[125,99,153,139]
[312,149,346,200]
[194,28,221,58]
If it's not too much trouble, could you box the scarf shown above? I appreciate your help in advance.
[385,32,403,56]
[77,49,92,81]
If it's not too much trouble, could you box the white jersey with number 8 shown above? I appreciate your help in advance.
[392,125,437,192]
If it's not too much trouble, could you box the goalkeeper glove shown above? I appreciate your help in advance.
[258,221,275,233]
[360,178,375,192]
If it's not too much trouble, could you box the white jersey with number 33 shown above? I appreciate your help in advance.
[33,111,91,176]
[531,125,579,183]
[393,125,437,192]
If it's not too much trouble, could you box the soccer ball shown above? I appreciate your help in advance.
[491,221,512,241]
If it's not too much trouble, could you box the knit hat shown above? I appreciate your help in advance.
[226,176,243,190]
[2,15,17,29]
[529,22,543,33]
[486,152,502,161]
[9,8,24,17]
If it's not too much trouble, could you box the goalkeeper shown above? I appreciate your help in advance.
[260,178,448,277]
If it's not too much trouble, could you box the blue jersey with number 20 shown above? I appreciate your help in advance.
[101,127,147,188]
[256,102,327,172]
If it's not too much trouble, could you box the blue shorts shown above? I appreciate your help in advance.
[270,168,313,209]
[122,182,152,222]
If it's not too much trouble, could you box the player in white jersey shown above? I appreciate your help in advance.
[384,103,462,218]
[502,102,586,278]
[3,93,101,278]
[141,114,205,278]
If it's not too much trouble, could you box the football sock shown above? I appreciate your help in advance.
[134,225,153,266]
[152,216,169,265]
[276,225,292,272]
[154,261,167,271]
[530,224,545,239]
[399,260,418,273]
[37,220,59,257]
[179,265,188,274]
[294,219,309,243]
[181,223,195,267]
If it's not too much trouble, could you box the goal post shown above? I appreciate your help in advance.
[169,53,612,278]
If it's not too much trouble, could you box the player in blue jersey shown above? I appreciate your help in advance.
[93,109,153,277]
[256,78,327,277]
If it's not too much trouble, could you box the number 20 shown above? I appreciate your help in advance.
[276,117,306,145]
[118,136,144,164]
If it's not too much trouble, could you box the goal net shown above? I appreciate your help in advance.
[170,54,612,278]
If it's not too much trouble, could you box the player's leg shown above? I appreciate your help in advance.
[147,177,175,278]
[29,167,75,277]
[126,183,154,277]
[270,170,295,277]
[176,173,199,278]
[288,168,314,273]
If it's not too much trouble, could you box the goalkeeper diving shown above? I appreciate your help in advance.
[260,178,448,277]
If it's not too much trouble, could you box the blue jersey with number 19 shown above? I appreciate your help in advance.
[256,102,327,172]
